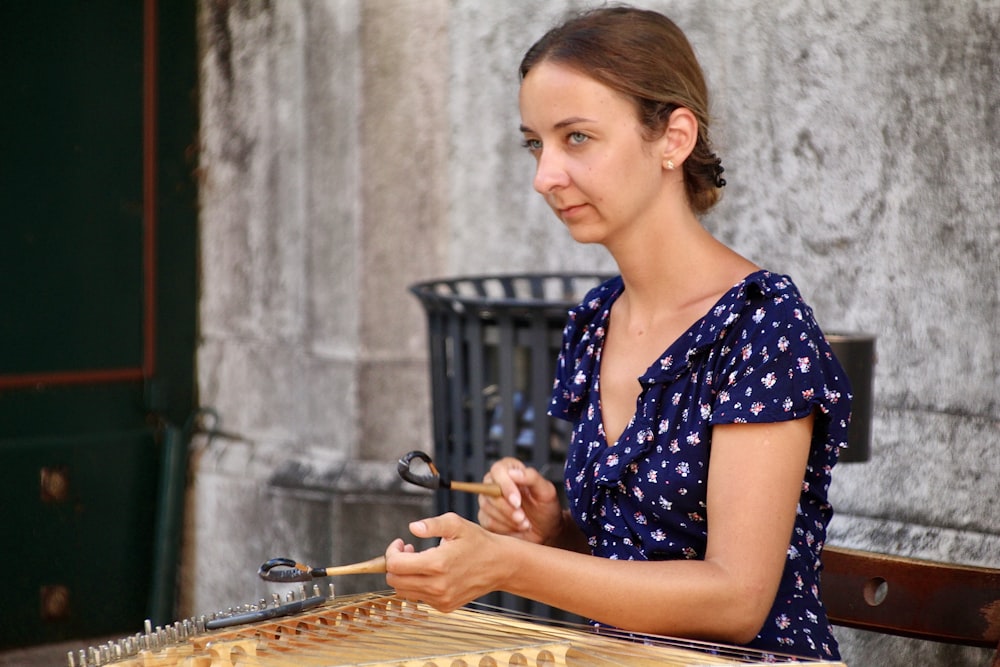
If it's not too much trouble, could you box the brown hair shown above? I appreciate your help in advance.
[520,6,725,214]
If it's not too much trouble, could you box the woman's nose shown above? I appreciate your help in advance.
[532,150,570,194]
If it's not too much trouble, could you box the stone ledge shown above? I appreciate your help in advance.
[828,512,1000,567]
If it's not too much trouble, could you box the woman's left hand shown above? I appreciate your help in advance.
[478,458,562,544]
[384,512,509,612]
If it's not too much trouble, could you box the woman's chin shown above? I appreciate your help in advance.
[562,222,607,246]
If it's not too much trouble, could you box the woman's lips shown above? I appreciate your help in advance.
[558,203,587,218]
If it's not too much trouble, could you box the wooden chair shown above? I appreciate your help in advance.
[822,545,1000,666]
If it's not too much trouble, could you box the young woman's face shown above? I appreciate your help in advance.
[518,61,670,246]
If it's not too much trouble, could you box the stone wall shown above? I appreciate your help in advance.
[186,1,999,664]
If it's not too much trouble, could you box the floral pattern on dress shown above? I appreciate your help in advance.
[549,271,851,661]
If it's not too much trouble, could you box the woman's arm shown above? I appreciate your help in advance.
[385,414,813,644]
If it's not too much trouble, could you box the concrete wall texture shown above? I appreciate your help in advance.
[185,1,999,664]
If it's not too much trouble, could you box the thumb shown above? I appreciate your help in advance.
[409,512,464,540]
[518,466,557,500]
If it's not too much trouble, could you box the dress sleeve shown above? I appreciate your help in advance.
[709,291,849,428]
[549,314,584,422]
[549,276,621,422]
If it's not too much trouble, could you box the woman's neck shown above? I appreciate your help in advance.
[607,214,757,323]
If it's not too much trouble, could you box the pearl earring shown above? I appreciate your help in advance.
[666,160,675,170]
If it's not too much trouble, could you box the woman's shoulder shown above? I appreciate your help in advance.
[563,274,623,331]
[576,274,623,310]
[551,275,623,418]
[740,270,805,301]
[694,270,812,340]
[689,270,834,370]
[729,271,817,327]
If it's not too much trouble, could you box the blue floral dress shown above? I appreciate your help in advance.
[549,271,851,661]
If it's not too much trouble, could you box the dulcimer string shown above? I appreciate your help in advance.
[100,591,838,667]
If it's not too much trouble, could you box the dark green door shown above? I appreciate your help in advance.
[0,1,197,649]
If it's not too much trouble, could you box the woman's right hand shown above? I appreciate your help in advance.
[478,457,563,545]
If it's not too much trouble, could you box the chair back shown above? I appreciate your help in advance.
[823,545,1000,665]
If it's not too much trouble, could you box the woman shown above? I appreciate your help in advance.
[386,6,851,661]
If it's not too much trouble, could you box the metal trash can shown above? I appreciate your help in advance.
[410,273,611,519]
[410,273,609,619]
[827,333,877,463]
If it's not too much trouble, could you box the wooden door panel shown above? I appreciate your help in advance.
[2,431,158,644]
[0,0,197,648]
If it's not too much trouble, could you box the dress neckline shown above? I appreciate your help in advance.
[593,269,773,447]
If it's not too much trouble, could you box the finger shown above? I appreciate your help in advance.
[485,457,528,510]
[385,541,429,576]
[384,538,417,567]
[477,499,521,534]
[386,539,417,556]
[409,512,465,541]
[515,466,559,508]
[384,538,414,581]
[409,520,430,538]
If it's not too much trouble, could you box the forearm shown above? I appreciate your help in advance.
[494,536,774,644]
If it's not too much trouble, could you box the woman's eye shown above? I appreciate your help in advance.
[521,138,542,152]
[568,132,589,145]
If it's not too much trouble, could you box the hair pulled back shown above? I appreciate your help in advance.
[520,6,726,215]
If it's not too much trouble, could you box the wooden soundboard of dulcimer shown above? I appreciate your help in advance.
[68,589,847,666]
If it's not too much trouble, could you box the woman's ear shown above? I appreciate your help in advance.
[662,107,698,169]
